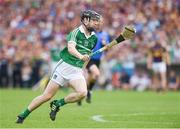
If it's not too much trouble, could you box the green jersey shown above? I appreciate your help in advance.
[60,25,98,68]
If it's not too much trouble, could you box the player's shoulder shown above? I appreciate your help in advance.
[70,27,80,34]
[67,27,80,39]
[92,32,98,40]
[101,31,109,36]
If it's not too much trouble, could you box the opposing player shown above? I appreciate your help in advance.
[147,40,171,91]
[16,10,102,123]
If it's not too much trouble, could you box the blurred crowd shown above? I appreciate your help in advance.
[0,0,180,90]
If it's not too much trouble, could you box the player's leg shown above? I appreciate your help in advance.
[160,71,167,91]
[86,64,100,103]
[77,69,88,106]
[152,63,162,91]
[50,78,87,120]
[160,62,167,91]
[65,79,88,103]
[16,80,59,123]
[152,73,157,91]
[88,64,100,90]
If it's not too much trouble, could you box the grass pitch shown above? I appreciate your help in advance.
[0,89,180,128]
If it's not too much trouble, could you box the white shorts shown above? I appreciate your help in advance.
[51,59,85,86]
[152,62,167,73]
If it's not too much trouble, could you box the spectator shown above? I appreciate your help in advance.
[168,70,179,91]
[173,41,180,63]
[120,71,131,90]
[22,59,32,88]
[0,50,9,88]
[130,69,151,91]
[12,48,23,88]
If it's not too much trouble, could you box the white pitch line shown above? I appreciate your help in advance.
[91,112,180,125]
[92,115,107,122]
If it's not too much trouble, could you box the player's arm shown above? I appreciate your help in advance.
[68,42,89,61]
[101,33,111,52]
[163,50,171,66]
[147,50,153,70]
[67,29,89,61]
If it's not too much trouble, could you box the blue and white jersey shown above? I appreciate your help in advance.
[92,31,110,60]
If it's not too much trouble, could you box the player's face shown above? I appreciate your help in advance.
[83,17,101,32]
[95,17,103,31]
[88,18,101,31]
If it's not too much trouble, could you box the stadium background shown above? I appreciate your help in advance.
[0,0,180,128]
[0,0,180,90]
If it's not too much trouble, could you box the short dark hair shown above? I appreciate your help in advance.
[81,10,101,21]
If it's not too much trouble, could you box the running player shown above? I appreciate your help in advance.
[16,10,102,123]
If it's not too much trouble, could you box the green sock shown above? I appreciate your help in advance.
[19,108,31,118]
[56,98,66,107]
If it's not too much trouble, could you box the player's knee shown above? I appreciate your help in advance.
[91,65,100,76]
[78,90,87,99]
[91,71,100,79]
[95,71,100,78]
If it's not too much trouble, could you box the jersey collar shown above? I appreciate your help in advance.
[79,25,95,38]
